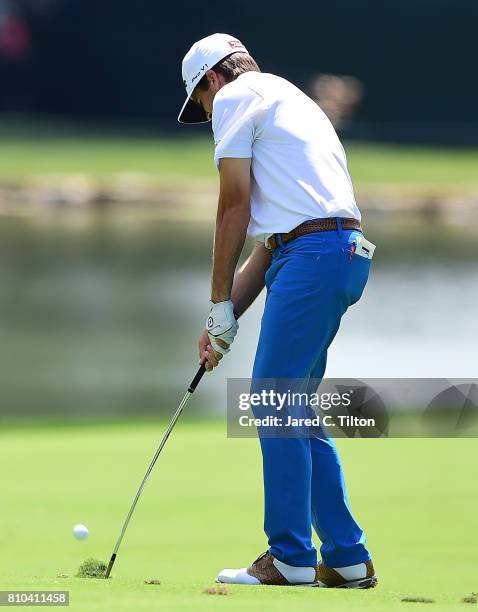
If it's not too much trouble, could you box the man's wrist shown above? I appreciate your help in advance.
[208,297,240,320]
[211,294,231,304]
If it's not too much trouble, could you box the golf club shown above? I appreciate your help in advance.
[104,363,207,579]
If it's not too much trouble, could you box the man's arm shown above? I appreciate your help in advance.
[211,157,252,303]
[231,241,271,317]
[198,157,271,371]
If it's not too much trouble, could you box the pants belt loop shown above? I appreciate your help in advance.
[336,217,343,237]
[277,233,284,248]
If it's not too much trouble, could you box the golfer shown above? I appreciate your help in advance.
[178,33,377,588]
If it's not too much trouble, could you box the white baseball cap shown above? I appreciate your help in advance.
[178,33,248,124]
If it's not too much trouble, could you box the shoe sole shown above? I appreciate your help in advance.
[217,576,378,589]
[315,576,378,589]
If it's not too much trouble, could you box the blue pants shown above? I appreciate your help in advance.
[251,222,372,568]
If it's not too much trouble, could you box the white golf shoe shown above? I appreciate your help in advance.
[217,551,317,586]
[217,551,378,588]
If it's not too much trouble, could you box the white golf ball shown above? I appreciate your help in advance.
[73,524,89,540]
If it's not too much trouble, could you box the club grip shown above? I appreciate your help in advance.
[188,311,238,393]
[188,364,207,393]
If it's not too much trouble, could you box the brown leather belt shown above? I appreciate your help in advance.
[266,217,362,250]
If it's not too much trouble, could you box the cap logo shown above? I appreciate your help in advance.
[191,63,209,85]
[228,39,243,49]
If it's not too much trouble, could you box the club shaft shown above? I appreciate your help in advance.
[105,364,206,578]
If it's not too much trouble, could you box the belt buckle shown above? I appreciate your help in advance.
[265,234,275,250]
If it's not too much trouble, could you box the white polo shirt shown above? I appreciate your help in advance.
[212,72,361,242]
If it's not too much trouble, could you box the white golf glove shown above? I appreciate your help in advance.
[206,300,239,355]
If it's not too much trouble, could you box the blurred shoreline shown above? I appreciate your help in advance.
[1,177,478,224]
[0,119,477,221]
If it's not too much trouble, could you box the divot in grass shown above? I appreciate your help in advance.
[76,558,107,579]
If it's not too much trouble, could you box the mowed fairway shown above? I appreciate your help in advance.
[0,420,476,611]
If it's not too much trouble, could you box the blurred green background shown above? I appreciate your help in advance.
[1,129,477,421]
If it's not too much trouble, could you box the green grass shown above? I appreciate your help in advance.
[0,133,477,188]
[0,420,477,610]
[0,138,214,183]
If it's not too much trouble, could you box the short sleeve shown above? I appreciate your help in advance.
[212,85,261,167]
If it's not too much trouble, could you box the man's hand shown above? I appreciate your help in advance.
[206,299,238,355]
[198,242,272,372]
[198,329,229,372]
[199,300,237,371]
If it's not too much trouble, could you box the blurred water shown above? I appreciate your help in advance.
[0,214,476,421]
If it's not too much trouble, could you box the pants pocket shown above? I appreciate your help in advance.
[342,248,371,306]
